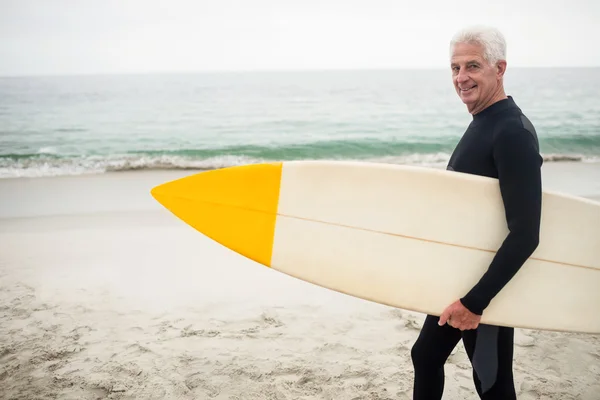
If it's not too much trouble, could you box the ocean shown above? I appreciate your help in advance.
[1,68,599,178]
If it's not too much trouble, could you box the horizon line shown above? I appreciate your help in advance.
[1,65,599,79]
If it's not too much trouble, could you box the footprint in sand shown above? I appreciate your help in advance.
[387,339,412,356]
[260,311,284,327]
[124,343,154,357]
[181,326,221,338]
[31,345,81,366]
[0,345,15,360]
[518,380,539,400]
[316,342,362,356]
[69,325,93,340]
[403,317,423,330]
[33,303,54,312]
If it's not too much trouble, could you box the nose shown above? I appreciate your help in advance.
[456,67,469,83]
[151,162,283,266]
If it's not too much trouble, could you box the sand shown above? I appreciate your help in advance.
[1,163,599,400]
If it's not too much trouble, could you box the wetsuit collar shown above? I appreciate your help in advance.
[472,96,518,121]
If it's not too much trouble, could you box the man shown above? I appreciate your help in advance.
[410,26,543,399]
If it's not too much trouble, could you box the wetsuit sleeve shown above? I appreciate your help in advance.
[460,125,543,315]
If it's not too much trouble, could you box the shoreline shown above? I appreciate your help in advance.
[1,160,599,220]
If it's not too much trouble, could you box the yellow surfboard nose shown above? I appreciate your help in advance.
[151,162,283,267]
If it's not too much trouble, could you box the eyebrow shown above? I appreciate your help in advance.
[451,60,481,67]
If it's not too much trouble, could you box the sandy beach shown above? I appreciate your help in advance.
[1,162,599,400]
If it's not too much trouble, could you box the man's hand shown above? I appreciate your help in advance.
[438,300,481,330]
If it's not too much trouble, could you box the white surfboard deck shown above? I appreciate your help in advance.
[151,160,600,333]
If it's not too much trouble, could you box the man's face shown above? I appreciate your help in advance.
[450,42,506,114]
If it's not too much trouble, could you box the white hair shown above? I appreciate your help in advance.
[450,25,507,65]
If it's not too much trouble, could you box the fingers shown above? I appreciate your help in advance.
[438,300,479,329]
[456,321,479,331]
[438,309,450,326]
[451,317,464,330]
[447,314,479,331]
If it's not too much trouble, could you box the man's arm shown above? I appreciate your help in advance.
[460,125,543,315]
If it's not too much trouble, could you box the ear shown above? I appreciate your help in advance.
[496,60,507,78]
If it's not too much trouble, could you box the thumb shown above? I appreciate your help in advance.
[438,308,450,326]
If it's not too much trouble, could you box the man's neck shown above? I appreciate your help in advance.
[470,87,507,115]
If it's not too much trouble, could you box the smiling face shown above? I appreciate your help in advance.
[450,42,507,115]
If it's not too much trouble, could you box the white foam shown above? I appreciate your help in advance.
[0,152,597,178]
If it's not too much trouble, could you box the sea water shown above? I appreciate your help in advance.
[1,68,599,178]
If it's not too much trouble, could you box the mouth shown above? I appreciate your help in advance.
[459,85,477,93]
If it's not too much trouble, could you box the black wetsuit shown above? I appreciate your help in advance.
[411,96,543,399]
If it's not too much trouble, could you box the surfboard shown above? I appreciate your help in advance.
[150,160,600,333]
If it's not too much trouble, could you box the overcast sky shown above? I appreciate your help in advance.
[1,0,598,76]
